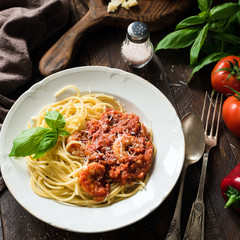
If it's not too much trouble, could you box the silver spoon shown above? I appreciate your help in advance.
[165,112,205,240]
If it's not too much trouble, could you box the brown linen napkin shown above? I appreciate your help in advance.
[0,0,69,128]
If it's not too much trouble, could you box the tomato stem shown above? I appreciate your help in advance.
[227,86,240,100]
[214,59,240,81]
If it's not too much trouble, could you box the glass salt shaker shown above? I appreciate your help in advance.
[121,21,154,68]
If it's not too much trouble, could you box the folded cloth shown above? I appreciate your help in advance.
[0,0,69,128]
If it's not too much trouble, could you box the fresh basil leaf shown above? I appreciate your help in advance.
[237,8,240,24]
[176,15,206,30]
[188,52,230,81]
[58,128,70,137]
[9,127,50,157]
[228,14,239,24]
[45,111,66,129]
[209,14,238,33]
[212,32,240,45]
[238,0,240,22]
[155,28,200,51]
[198,0,212,12]
[209,20,226,32]
[209,3,240,21]
[190,24,209,67]
[34,130,58,159]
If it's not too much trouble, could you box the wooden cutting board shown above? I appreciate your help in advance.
[39,0,194,76]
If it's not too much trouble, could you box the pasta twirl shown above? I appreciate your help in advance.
[27,85,154,207]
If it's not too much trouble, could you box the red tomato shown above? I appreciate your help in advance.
[211,56,240,96]
[222,94,240,137]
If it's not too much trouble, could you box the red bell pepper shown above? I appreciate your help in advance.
[221,163,240,213]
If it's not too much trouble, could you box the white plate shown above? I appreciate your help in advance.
[0,66,184,233]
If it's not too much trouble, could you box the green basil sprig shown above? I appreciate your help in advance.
[155,0,240,81]
[9,111,70,159]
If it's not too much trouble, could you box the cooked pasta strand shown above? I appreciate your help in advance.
[26,85,153,207]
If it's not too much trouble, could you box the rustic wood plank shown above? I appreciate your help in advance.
[38,0,194,76]
[153,28,240,240]
[205,191,224,240]
[2,1,240,239]
[0,211,3,240]
[0,191,47,240]
[69,0,88,23]
[0,173,6,193]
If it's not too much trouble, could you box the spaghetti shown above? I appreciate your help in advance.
[27,85,154,207]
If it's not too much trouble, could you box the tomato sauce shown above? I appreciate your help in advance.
[67,109,154,199]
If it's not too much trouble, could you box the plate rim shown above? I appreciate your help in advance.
[0,66,184,233]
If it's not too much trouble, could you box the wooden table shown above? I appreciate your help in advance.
[1,2,240,239]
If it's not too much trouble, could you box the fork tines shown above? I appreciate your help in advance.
[201,91,223,139]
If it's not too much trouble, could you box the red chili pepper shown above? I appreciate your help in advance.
[221,163,240,213]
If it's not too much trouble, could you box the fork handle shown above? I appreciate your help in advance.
[183,152,209,240]
[183,199,205,240]
[165,165,188,240]
[197,152,209,200]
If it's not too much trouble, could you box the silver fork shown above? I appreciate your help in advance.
[183,92,223,240]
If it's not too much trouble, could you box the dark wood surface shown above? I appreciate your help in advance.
[1,1,240,239]
[39,0,194,76]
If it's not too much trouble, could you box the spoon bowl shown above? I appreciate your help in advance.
[165,112,205,240]
[182,112,205,165]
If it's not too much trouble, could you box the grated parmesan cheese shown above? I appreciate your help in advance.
[107,0,138,13]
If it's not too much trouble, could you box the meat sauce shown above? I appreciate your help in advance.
[67,109,154,201]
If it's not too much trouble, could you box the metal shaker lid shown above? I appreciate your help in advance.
[127,22,150,43]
